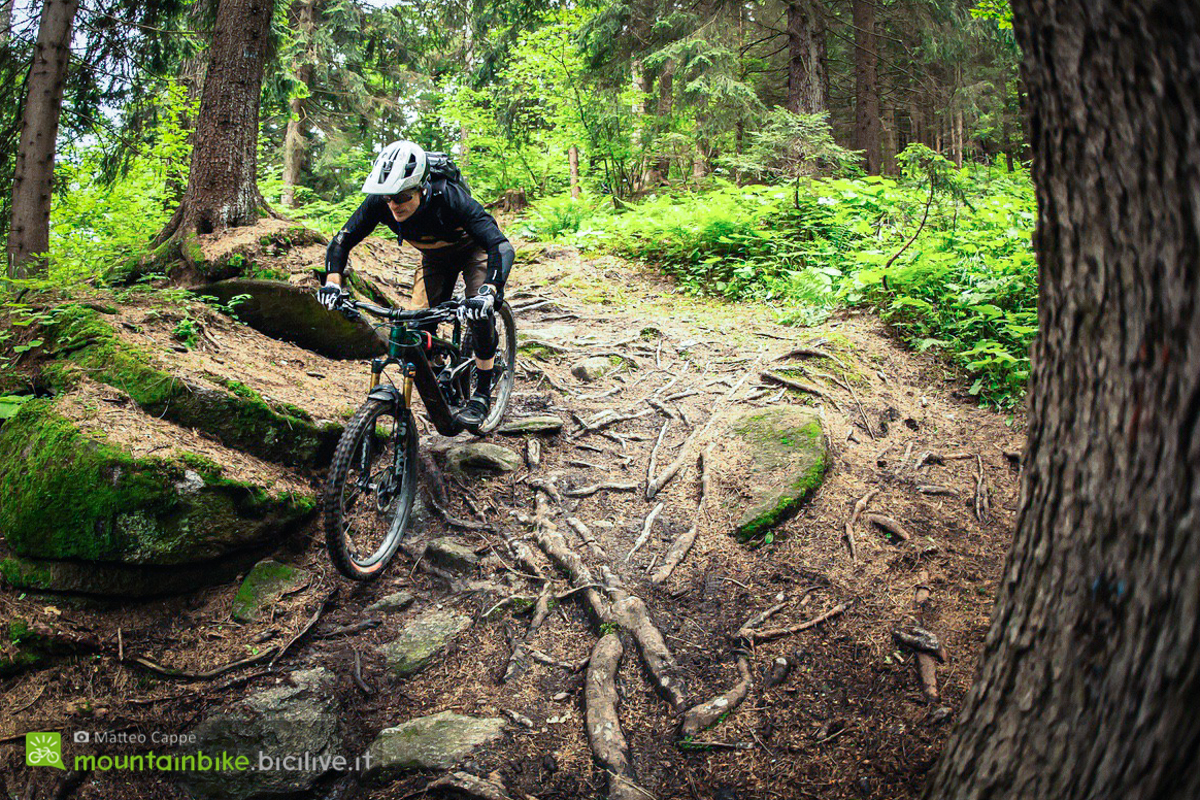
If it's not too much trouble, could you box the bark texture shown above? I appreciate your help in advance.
[852,0,881,174]
[155,0,275,254]
[6,0,78,277]
[282,0,317,209]
[924,2,1200,798]
[786,0,827,115]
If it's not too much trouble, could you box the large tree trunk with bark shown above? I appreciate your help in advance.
[6,0,78,278]
[852,0,881,174]
[786,0,827,115]
[0,0,16,46]
[153,0,275,271]
[282,0,317,208]
[923,2,1200,798]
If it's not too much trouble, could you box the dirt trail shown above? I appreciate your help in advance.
[0,240,1023,800]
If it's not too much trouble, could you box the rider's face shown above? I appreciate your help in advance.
[386,189,422,221]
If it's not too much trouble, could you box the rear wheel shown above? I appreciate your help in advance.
[470,300,517,434]
[324,398,418,580]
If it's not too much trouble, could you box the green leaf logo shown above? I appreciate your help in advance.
[25,732,65,769]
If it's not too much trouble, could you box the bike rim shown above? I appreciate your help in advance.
[336,409,412,570]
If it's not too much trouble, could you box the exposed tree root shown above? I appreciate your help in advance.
[563,481,640,498]
[895,571,943,702]
[566,517,608,559]
[865,513,910,542]
[647,373,750,500]
[748,602,852,643]
[774,346,839,362]
[679,656,752,739]
[586,635,644,800]
[916,485,955,496]
[845,489,879,559]
[626,503,665,561]
[760,371,841,410]
[427,771,515,800]
[651,445,712,585]
[598,566,689,711]
[973,454,990,521]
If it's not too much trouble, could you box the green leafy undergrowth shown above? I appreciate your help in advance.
[521,159,1036,406]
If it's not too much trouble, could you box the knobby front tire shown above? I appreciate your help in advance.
[474,300,517,434]
[323,398,418,580]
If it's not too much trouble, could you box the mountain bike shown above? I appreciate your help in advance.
[323,296,516,580]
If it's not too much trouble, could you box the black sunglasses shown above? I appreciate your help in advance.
[385,190,420,204]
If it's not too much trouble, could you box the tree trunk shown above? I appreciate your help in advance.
[852,0,881,174]
[282,0,317,209]
[6,0,79,278]
[0,0,15,46]
[923,2,1200,798]
[154,0,275,266]
[568,145,580,200]
[786,0,827,115]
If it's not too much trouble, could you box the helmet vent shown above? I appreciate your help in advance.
[403,154,417,177]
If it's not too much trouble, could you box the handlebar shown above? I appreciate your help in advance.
[341,297,461,326]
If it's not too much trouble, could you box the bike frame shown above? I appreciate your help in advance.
[351,300,469,437]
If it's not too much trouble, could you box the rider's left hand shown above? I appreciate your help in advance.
[460,285,496,322]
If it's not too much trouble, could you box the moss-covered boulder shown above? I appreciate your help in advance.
[712,406,828,542]
[363,712,505,780]
[231,560,311,622]
[191,279,387,360]
[39,306,339,467]
[0,399,316,596]
[379,609,471,677]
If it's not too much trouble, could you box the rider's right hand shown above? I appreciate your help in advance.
[318,284,345,311]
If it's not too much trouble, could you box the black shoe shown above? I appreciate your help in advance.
[456,393,491,430]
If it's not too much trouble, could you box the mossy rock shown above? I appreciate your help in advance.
[711,406,829,542]
[191,279,386,360]
[378,609,471,677]
[363,711,505,779]
[39,306,340,467]
[571,355,623,382]
[230,559,311,622]
[0,401,316,594]
[0,551,263,598]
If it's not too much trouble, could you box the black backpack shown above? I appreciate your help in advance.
[425,151,471,194]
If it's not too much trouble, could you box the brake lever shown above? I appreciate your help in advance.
[340,306,361,322]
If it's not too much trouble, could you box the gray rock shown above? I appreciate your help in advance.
[443,443,522,475]
[571,355,621,383]
[496,415,564,435]
[710,406,828,541]
[363,711,505,780]
[231,560,311,623]
[379,608,470,677]
[424,539,479,575]
[366,591,416,614]
[182,668,342,800]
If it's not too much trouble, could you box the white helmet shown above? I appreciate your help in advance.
[361,140,428,195]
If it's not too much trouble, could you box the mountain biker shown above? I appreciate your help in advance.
[317,140,515,430]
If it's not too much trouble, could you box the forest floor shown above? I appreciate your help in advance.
[0,227,1024,800]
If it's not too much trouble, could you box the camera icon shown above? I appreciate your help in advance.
[73,731,90,744]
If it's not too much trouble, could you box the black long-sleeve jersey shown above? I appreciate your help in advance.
[324,180,515,286]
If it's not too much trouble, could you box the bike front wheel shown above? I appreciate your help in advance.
[323,398,418,580]
[473,300,517,434]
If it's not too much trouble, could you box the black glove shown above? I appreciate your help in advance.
[459,285,496,322]
[317,284,347,311]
